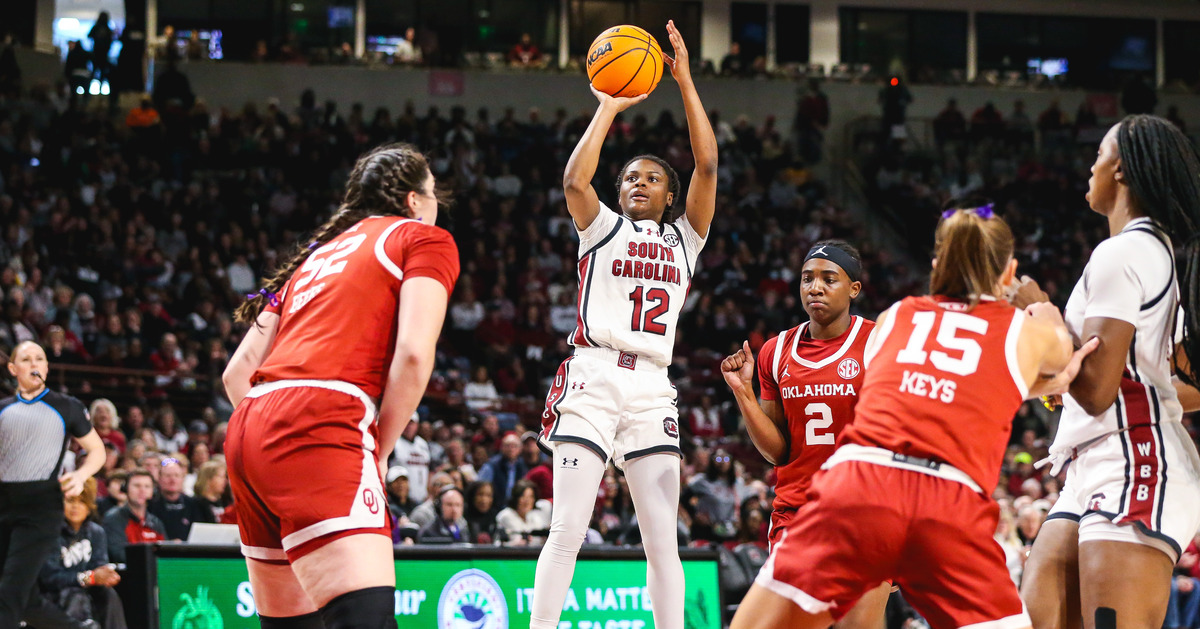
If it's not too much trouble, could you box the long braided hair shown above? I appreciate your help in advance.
[234,143,435,324]
[1115,114,1200,387]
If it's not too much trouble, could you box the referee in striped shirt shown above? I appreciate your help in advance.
[0,341,104,628]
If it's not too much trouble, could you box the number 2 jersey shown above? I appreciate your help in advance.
[570,203,706,367]
[843,295,1027,495]
[251,216,460,400]
[757,316,874,511]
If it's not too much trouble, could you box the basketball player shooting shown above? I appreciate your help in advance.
[528,20,717,629]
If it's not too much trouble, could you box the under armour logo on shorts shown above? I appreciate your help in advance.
[562,457,578,467]
[571,381,586,390]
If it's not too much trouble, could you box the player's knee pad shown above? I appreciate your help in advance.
[318,586,396,629]
[259,611,324,629]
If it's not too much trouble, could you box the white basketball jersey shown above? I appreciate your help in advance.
[1051,218,1184,455]
[570,203,706,367]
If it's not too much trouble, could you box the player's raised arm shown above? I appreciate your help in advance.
[722,340,789,465]
[564,87,647,231]
[664,19,717,238]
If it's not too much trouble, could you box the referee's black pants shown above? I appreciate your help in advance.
[0,480,63,629]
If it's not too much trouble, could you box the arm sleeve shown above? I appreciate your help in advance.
[91,523,110,566]
[150,514,168,537]
[387,225,461,295]
[1082,239,1149,325]
[477,463,495,483]
[62,397,93,439]
[190,499,216,524]
[757,335,782,401]
[577,202,620,252]
[102,514,127,564]
[676,213,709,258]
[37,544,78,591]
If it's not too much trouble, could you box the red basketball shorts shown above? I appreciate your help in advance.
[225,379,390,563]
[767,507,798,552]
[758,451,1028,629]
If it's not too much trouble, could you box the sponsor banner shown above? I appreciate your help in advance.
[159,555,720,629]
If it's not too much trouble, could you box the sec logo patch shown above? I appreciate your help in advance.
[837,357,861,380]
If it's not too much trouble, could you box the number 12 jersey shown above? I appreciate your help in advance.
[570,204,705,367]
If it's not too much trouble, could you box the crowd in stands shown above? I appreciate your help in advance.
[2,55,1197,626]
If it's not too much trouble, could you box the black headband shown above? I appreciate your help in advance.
[804,244,861,282]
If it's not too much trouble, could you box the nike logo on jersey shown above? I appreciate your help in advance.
[780,383,856,399]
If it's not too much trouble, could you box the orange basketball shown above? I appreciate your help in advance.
[586,25,664,98]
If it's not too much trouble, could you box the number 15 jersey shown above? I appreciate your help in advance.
[571,203,705,367]
[757,316,874,511]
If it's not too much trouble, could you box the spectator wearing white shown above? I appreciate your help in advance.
[463,365,500,411]
[150,407,188,454]
[490,162,522,198]
[449,284,485,332]
[226,254,256,295]
[393,27,421,65]
[391,414,431,502]
[496,480,549,546]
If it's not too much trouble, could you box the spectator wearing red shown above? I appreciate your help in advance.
[507,33,544,68]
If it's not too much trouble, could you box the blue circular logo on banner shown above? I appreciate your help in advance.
[437,568,508,629]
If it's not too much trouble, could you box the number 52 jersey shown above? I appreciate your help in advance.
[252,216,460,400]
[570,203,706,367]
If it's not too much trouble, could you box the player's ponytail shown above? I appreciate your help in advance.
[1115,115,1200,387]
[929,200,1014,309]
[235,143,439,324]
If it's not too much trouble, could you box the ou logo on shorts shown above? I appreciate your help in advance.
[362,488,379,514]
[837,358,861,380]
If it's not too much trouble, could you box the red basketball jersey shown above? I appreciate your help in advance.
[252,217,459,399]
[757,315,874,511]
[844,296,1027,494]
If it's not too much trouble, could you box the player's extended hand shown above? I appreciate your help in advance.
[1008,275,1050,309]
[663,20,692,83]
[590,84,648,113]
[721,340,755,395]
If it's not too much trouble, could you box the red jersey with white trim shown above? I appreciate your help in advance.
[252,217,459,400]
[757,316,874,511]
[844,296,1027,494]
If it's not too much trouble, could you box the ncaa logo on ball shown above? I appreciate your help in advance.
[438,569,508,629]
[587,41,613,66]
[837,358,861,380]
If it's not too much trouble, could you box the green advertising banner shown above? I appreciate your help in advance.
[159,555,721,629]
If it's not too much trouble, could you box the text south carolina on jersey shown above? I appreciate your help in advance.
[611,241,684,285]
